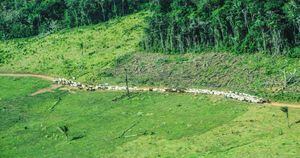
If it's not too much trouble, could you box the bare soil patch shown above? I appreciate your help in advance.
[30,84,62,96]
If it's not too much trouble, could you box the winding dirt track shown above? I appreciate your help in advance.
[0,73,55,81]
[268,102,300,109]
[0,73,299,108]
[30,84,62,96]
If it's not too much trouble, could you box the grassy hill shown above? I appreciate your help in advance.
[1,77,300,158]
[0,11,299,103]
[0,11,148,82]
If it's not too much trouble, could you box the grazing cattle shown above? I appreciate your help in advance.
[53,78,267,104]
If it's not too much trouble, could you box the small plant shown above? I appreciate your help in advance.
[280,106,290,128]
[80,42,84,55]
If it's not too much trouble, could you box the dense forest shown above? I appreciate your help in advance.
[0,0,299,56]
[143,0,299,55]
[0,0,148,38]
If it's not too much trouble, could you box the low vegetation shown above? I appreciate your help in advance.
[1,77,300,158]
[107,52,300,102]
[0,77,50,100]
[0,12,148,82]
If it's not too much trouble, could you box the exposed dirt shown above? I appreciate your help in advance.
[268,102,300,109]
[0,73,55,81]
[30,84,62,96]
[1,73,299,108]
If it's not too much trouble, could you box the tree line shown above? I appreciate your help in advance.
[0,0,148,39]
[0,0,299,56]
[142,0,299,56]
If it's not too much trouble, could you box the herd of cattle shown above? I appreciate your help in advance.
[53,78,269,104]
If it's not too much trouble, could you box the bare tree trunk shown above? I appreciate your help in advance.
[99,2,106,21]
[125,68,130,97]
[242,8,249,29]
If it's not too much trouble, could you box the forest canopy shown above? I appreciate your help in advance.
[0,0,299,56]
[143,0,299,56]
[0,0,149,38]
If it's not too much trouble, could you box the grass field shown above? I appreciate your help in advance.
[1,77,299,158]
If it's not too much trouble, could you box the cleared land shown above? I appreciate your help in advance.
[1,77,300,158]
[0,10,299,158]
[0,12,148,82]
[0,12,299,103]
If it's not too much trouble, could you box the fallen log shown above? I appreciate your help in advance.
[49,97,62,111]
[115,121,139,139]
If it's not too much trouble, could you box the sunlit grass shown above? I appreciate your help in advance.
[1,77,299,158]
[0,11,148,82]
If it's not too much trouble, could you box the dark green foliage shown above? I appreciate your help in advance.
[1,0,298,56]
[143,0,299,55]
[70,134,85,141]
[281,106,289,113]
[0,0,149,39]
[58,125,69,137]
[0,49,12,64]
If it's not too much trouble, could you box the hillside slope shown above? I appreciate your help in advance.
[0,12,148,82]
[107,52,300,102]
[0,11,299,102]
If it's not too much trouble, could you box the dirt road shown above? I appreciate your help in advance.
[0,73,54,81]
[1,73,299,108]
